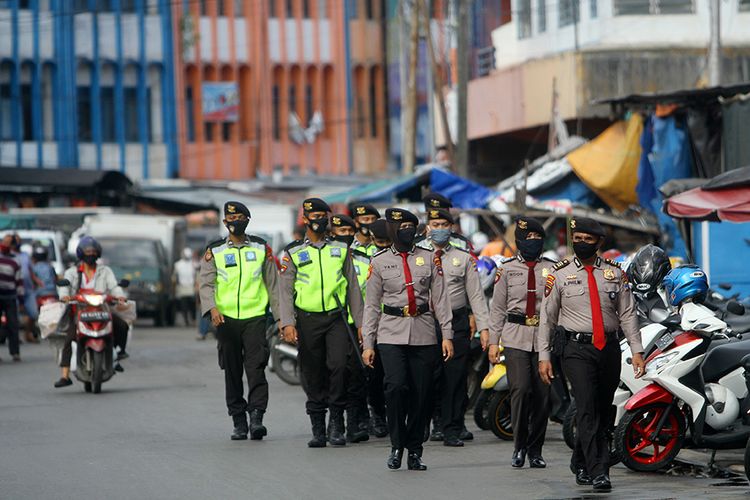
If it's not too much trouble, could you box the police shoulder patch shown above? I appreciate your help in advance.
[552,259,570,271]
[604,258,621,269]
[248,234,268,246]
[204,249,213,262]
[544,274,556,297]
[494,268,503,284]
[372,248,388,259]
[284,239,305,254]
[367,263,373,280]
[542,256,558,264]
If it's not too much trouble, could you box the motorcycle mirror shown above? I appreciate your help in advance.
[718,283,733,291]
[56,279,71,287]
[118,279,130,288]
[649,308,669,324]
[727,300,745,316]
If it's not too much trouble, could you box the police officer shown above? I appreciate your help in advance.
[330,214,370,443]
[279,198,365,448]
[362,208,454,471]
[489,217,555,468]
[199,201,279,441]
[348,202,381,256]
[419,192,474,252]
[538,217,645,491]
[420,208,490,447]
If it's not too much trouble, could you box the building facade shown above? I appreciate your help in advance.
[0,0,178,180]
[173,0,388,180]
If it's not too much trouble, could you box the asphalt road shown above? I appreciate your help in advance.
[1,325,748,500]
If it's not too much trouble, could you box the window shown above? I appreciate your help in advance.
[222,122,231,141]
[559,0,579,27]
[234,0,244,16]
[302,0,309,18]
[218,0,226,16]
[538,0,546,32]
[269,0,276,17]
[204,123,214,141]
[614,0,693,15]
[517,0,531,38]
[120,0,137,12]
[101,87,116,142]
[18,0,32,9]
[0,83,11,141]
[368,69,377,137]
[285,0,293,17]
[199,0,207,16]
[185,86,195,142]
[72,0,88,13]
[272,84,280,140]
[77,86,92,142]
[319,0,327,18]
[304,84,313,122]
[20,84,33,141]
[123,87,139,142]
[590,0,597,18]
[365,0,373,19]
[741,0,750,12]
[288,84,297,116]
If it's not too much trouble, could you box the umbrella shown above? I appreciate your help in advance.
[664,166,750,222]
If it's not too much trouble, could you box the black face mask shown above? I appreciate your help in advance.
[359,224,371,236]
[333,234,354,247]
[573,241,599,260]
[226,219,249,236]
[308,217,328,234]
[394,227,417,252]
[517,238,544,261]
[82,254,98,266]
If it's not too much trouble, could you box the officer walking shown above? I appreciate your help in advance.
[199,202,279,441]
[362,208,454,471]
[420,208,490,447]
[279,198,365,448]
[419,193,474,252]
[538,217,645,491]
[349,203,380,256]
[489,217,555,468]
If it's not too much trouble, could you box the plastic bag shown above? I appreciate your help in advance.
[38,302,68,339]
[112,300,137,325]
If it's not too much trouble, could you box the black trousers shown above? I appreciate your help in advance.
[505,347,550,455]
[563,337,621,477]
[441,332,471,439]
[379,343,437,455]
[0,297,19,356]
[296,310,350,414]
[367,345,386,417]
[60,311,128,368]
[216,315,269,417]
[346,324,368,413]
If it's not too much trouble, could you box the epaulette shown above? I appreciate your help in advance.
[604,258,621,268]
[351,248,369,259]
[415,239,433,251]
[541,256,557,263]
[283,239,304,253]
[248,234,268,246]
[205,238,225,252]
[500,256,515,264]
[552,259,571,271]
[372,248,389,259]
[452,245,471,254]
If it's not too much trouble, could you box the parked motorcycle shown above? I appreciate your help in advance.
[474,356,512,439]
[267,325,300,386]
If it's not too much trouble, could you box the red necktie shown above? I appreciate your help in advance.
[525,261,536,319]
[584,265,606,350]
[435,249,443,266]
[400,252,417,316]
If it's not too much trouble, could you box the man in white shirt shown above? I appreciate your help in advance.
[174,248,197,326]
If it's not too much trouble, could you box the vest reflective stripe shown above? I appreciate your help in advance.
[348,252,370,324]
[213,241,268,320]
[290,241,347,312]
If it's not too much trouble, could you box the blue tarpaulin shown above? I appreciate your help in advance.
[429,169,496,209]
[530,172,604,207]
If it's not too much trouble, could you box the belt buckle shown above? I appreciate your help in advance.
[402,305,412,317]
[525,316,539,327]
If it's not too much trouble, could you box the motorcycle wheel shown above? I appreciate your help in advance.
[84,382,92,393]
[91,350,104,394]
[487,390,513,440]
[614,403,685,472]
[473,390,492,430]
[270,336,301,386]
[562,401,577,450]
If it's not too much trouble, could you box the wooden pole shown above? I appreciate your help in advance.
[403,0,420,172]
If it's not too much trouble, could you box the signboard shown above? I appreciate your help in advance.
[202,82,239,122]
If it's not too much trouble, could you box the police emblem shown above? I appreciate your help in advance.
[356,206,366,215]
[224,253,237,267]
[330,247,341,257]
[604,269,615,281]
[542,268,549,277]
[227,204,236,213]
[429,199,440,207]
[245,252,257,262]
[570,219,576,229]
[303,202,313,211]
[452,257,461,267]
[430,210,440,219]
[518,219,527,230]
[415,256,425,266]
[299,250,311,262]
[332,216,341,225]
[392,211,403,221]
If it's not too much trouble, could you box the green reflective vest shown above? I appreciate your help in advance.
[288,240,348,313]
[348,249,371,324]
[212,238,269,320]
[352,240,377,258]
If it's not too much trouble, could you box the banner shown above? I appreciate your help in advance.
[202,82,239,122]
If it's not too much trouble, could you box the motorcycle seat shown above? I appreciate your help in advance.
[702,339,750,382]
[726,314,750,334]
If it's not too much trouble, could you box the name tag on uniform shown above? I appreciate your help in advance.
[330,247,341,258]
[224,253,237,267]
[245,252,257,262]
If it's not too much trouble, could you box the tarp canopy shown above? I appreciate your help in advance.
[324,172,425,205]
[703,165,750,190]
[567,114,643,211]
[665,179,750,223]
[429,169,495,209]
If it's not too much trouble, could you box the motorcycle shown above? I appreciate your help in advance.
[474,354,512,439]
[615,300,750,472]
[267,325,301,386]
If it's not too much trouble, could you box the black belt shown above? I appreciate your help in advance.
[383,303,429,318]
[565,329,616,344]
[507,312,540,327]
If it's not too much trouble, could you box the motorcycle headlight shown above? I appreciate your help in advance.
[146,282,161,293]
[82,294,105,307]
[646,351,679,374]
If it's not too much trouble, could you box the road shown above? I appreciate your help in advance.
[0,324,748,500]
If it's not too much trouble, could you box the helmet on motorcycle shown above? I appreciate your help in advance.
[627,244,672,295]
[476,256,498,292]
[76,236,102,261]
[32,245,48,261]
[663,264,709,307]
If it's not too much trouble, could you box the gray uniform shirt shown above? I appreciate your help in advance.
[537,256,643,361]
[489,255,556,351]
[418,241,490,332]
[198,235,280,322]
[278,238,364,329]
[362,246,453,350]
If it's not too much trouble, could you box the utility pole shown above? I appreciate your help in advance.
[403,0,420,173]
[455,0,471,178]
[708,0,721,86]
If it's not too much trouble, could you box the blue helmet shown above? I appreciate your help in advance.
[476,256,498,292]
[662,264,709,307]
[76,236,102,261]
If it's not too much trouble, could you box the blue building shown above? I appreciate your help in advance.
[0,0,178,180]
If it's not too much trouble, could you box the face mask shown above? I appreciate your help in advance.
[359,224,371,236]
[333,234,354,247]
[308,217,328,234]
[226,219,249,236]
[82,254,98,266]
[573,241,599,260]
[394,227,417,252]
[516,238,544,261]
[429,228,451,246]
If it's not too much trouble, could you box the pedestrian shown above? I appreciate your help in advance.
[199,201,280,441]
[0,234,25,362]
[279,198,365,448]
[362,208,454,471]
[419,207,490,447]
[538,217,645,491]
[12,237,39,343]
[348,202,380,256]
[330,213,370,443]
[174,248,196,327]
[489,217,556,468]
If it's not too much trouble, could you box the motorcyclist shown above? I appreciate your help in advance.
[32,246,58,299]
[54,236,128,388]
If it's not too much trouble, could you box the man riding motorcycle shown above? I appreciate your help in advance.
[54,236,129,388]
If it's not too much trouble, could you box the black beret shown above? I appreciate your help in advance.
[515,217,545,240]
[302,198,330,214]
[426,208,454,224]
[331,214,356,229]
[348,202,380,219]
[385,208,419,225]
[369,219,389,240]
[224,201,250,218]
[422,192,453,209]
[570,217,605,238]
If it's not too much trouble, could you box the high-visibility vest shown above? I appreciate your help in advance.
[212,237,269,320]
[288,240,348,313]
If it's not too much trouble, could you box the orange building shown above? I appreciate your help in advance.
[172,0,388,180]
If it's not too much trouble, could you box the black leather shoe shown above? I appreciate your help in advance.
[407,452,427,471]
[387,448,403,470]
[529,456,546,468]
[459,427,474,441]
[443,437,464,447]
[429,429,444,442]
[511,449,526,468]
[54,377,72,388]
[593,474,612,491]
[231,415,248,441]
[575,469,593,486]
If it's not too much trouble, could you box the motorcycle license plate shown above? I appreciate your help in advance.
[80,311,110,322]
[655,331,675,351]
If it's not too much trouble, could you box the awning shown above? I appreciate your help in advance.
[665,186,750,222]
[0,167,132,193]
[324,172,426,205]
[429,169,496,209]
